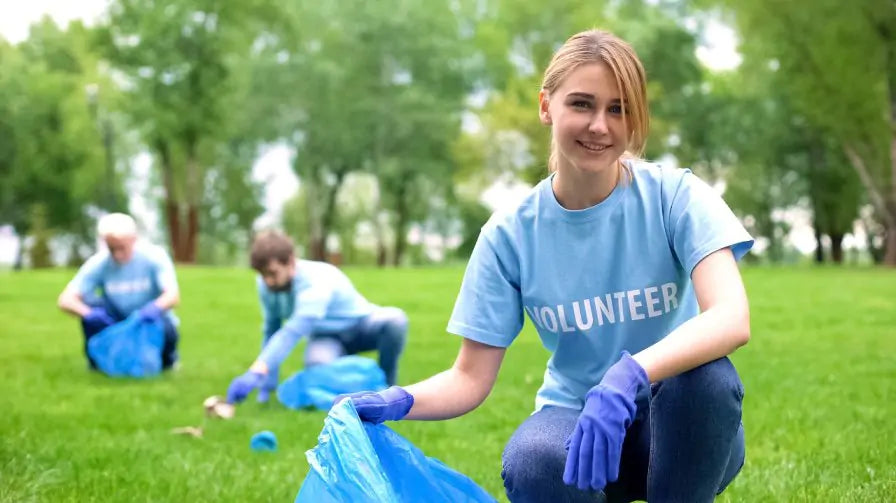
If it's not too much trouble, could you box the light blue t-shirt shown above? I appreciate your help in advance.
[447,160,754,412]
[68,241,179,320]
[258,260,376,338]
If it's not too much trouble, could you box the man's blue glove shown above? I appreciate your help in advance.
[335,386,414,424]
[137,303,164,322]
[227,370,266,404]
[83,307,115,326]
[563,351,648,491]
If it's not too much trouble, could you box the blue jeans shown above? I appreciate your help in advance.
[502,357,745,503]
[81,305,180,371]
[261,306,409,390]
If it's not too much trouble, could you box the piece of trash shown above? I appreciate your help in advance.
[250,430,278,452]
[171,426,204,438]
[203,395,235,419]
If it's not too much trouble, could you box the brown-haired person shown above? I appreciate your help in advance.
[225,230,409,405]
[338,29,752,502]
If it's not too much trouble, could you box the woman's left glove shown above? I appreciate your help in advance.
[563,351,648,491]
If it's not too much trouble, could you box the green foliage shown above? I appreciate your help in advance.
[197,140,266,265]
[455,198,493,258]
[0,21,117,241]
[704,0,896,263]
[96,0,279,261]
[1,267,895,501]
[281,189,311,255]
[4,0,894,266]
[252,0,473,263]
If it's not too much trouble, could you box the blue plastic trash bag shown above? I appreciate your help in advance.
[277,355,388,410]
[295,399,497,503]
[87,315,164,378]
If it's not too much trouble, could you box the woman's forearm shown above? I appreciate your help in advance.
[633,248,750,383]
[403,338,506,420]
[633,303,749,383]
[404,367,495,420]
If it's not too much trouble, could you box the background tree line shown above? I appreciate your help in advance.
[1,0,893,268]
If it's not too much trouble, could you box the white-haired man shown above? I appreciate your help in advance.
[57,213,181,370]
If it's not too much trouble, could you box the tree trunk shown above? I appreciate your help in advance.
[177,145,201,264]
[13,233,24,270]
[392,182,408,266]
[372,187,388,267]
[319,170,346,264]
[156,138,200,264]
[376,244,388,267]
[304,167,347,262]
[184,204,199,262]
[829,233,844,263]
[844,146,896,266]
[813,227,825,263]
[807,139,826,264]
[308,236,326,262]
[885,222,896,265]
[165,203,186,262]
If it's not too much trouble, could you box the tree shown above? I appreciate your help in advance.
[252,1,471,264]
[675,69,862,264]
[707,0,896,265]
[196,138,265,265]
[0,20,116,267]
[97,0,279,262]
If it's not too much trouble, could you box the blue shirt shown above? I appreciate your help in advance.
[258,260,376,339]
[69,241,179,320]
[447,160,753,412]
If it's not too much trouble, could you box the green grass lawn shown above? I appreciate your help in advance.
[1,265,894,502]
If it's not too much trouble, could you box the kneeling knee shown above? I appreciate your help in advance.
[381,310,409,343]
[502,438,565,491]
[660,357,744,407]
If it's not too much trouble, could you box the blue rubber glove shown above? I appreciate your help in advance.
[227,370,266,404]
[335,386,414,424]
[563,351,648,491]
[137,303,164,322]
[83,307,115,326]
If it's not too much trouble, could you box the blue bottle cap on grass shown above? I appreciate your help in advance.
[250,430,278,452]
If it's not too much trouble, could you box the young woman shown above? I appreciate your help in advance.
[341,29,753,502]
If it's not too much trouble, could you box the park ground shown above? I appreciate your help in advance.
[1,266,894,502]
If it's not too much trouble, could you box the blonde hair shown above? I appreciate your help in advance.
[97,213,137,238]
[541,29,649,173]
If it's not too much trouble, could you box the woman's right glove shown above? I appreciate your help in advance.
[334,386,414,424]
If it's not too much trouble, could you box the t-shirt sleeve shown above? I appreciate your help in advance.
[287,283,334,328]
[446,226,524,348]
[68,253,106,296]
[152,247,179,293]
[664,169,754,275]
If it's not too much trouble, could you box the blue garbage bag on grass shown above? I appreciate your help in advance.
[277,355,388,411]
[87,315,164,378]
[295,399,497,503]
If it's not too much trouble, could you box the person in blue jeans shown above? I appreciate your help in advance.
[340,29,753,502]
[226,230,409,405]
[57,213,181,370]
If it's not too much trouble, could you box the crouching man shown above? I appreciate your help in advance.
[226,230,409,404]
[57,213,181,370]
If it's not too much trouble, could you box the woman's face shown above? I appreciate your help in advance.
[540,62,629,177]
